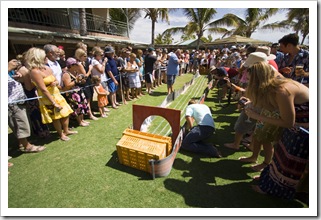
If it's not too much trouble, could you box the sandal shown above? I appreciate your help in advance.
[8,162,14,167]
[22,145,46,153]
[112,106,119,109]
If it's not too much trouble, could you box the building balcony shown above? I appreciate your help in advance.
[8,8,128,37]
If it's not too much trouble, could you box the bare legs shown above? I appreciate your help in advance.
[239,138,273,172]
[224,131,243,150]
[87,97,98,120]
[53,117,77,141]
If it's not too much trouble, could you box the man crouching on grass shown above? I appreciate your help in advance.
[181,99,221,158]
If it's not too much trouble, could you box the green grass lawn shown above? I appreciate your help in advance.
[7,73,307,211]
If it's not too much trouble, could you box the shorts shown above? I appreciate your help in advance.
[8,104,31,139]
[217,79,229,87]
[167,75,176,86]
[108,81,118,93]
[234,110,256,135]
[145,72,153,84]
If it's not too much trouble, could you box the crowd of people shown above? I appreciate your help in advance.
[8,33,309,203]
[181,33,309,203]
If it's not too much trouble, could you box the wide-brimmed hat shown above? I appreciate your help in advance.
[66,57,77,68]
[104,46,115,54]
[209,66,216,72]
[243,52,268,68]
[255,46,276,60]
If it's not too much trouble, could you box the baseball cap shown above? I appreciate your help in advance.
[104,46,115,54]
[148,47,155,52]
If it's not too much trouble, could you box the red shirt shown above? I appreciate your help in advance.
[268,60,278,71]
[224,67,239,78]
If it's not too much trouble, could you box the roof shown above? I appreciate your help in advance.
[176,39,197,46]
[8,27,148,47]
[205,35,271,46]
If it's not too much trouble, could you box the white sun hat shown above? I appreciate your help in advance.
[243,52,268,68]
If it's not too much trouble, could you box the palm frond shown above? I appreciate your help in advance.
[162,27,185,36]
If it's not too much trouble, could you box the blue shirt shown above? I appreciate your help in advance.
[280,48,309,79]
[274,51,284,70]
[167,53,179,76]
[105,56,119,81]
[185,104,215,128]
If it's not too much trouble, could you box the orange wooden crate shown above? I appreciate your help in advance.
[116,133,167,173]
[122,128,172,156]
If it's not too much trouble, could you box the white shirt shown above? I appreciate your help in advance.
[91,58,107,83]
[185,104,215,128]
[47,59,62,86]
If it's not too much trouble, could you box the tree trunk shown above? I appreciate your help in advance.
[79,8,87,36]
[196,37,200,50]
[151,19,155,45]
[301,34,307,45]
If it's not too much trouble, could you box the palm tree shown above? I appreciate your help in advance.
[201,34,213,43]
[79,8,87,36]
[180,33,196,42]
[109,8,142,35]
[154,32,174,45]
[162,8,218,50]
[142,8,171,45]
[162,32,174,45]
[209,8,279,38]
[154,33,164,44]
[261,8,309,45]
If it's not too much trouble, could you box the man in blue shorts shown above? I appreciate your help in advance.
[105,46,121,109]
[166,49,182,95]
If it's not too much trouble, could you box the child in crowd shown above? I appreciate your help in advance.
[92,76,109,118]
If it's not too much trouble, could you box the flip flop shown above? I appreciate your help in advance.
[8,162,14,167]
[22,145,46,153]
[112,106,119,109]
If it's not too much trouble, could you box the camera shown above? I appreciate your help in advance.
[238,98,247,107]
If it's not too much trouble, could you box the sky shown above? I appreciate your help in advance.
[130,8,308,45]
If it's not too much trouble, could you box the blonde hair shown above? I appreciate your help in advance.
[91,46,103,57]
[246,62,290,109]
[76,42,87,51]
[75,48,87,60]
[130,53,136,59]
[91,75,101,84]
[24,47,46,70]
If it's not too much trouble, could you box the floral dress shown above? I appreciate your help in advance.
[62,72,89,117]
[258,102,309,199]
[253,108,284,143]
